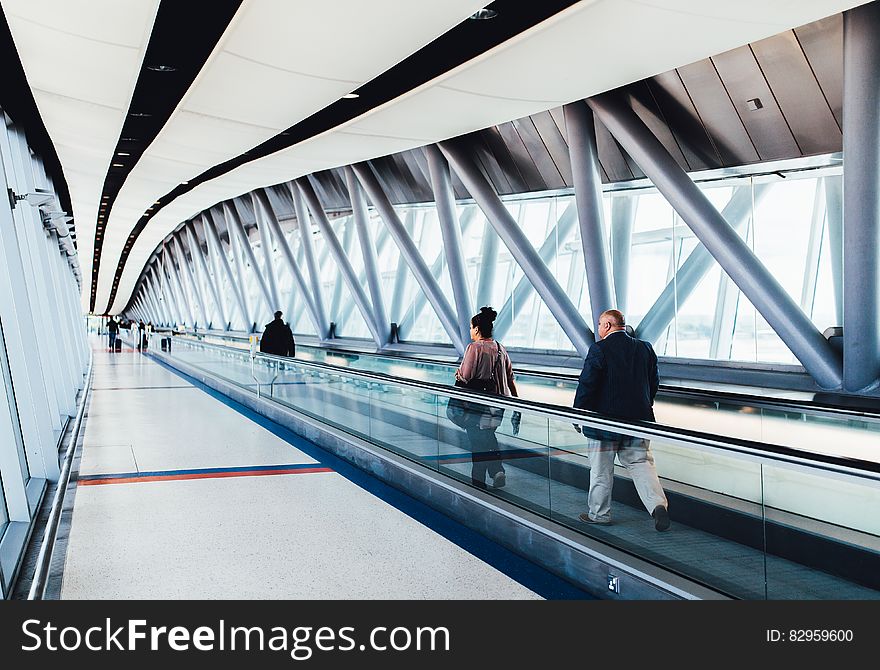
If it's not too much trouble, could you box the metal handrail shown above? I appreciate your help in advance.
[27,352,93,600]
[170,336,880,480]
[179,330,880,421]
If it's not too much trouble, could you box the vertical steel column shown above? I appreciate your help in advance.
[475,216,499,310]
[565,102,615,330]
[425,146,473,346]
[635,186,758,344]
[589,93,842,388]
[390,210,415,324]
[345,166,390,342]
[187,223,227,329]
[204,212,251,330]
[610,195,637,313]
[297,178,384,346]
[173,235,208,328]
[843,2,880,390]
[290,183,330,337]
[330,216,354,324]
[439,140,594,357]
[351,162,463,352]
[224,201,275,320]
[495,201,577,340]
[824,175,844,325]
[253,189,322,336]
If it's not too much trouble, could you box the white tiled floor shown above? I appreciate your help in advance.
[62,341,540,599]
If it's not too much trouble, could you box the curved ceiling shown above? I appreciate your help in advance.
[2,0,867,315]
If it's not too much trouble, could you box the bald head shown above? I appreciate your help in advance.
[598,309,626,339]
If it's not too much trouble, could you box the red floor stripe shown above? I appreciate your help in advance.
[79,466,333,486]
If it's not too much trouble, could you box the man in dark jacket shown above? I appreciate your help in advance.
[260,311,295,357]
[573,309,669,531]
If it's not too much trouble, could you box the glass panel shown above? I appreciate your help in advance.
[0,317,28,482]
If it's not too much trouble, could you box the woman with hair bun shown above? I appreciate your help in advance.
[452,306,519,489]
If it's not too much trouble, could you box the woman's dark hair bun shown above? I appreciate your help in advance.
[479,306,497,322]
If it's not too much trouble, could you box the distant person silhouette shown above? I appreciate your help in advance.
[107,317,119,351]
[573,309,669,531]
[260,311,295,357]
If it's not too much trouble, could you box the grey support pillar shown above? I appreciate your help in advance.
[824,176,844,325]
[344,166,390,342]
[843,2,880,391]
[173,235,208,328]
[425,146,473,346]
[203,212,250,330]
[185,225,226,328]
[290,184,329,337]
[297,178,384,346]
[636,186,759,344]
[389,211,414,324]
[475,217,499,310]
[166,242,196,327]
[224,202,275,320]
[439,140,594,357]
[247,197,282,315]
[610,195,637,313]
[565,102,615,330]
[590,93,842,388]
[351,162,464,352]
[253,189,322,336]
[495,201,577,340]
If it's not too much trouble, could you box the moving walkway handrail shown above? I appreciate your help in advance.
[171,337,880,480]
[28,351,93,600]
[177,330,880,421]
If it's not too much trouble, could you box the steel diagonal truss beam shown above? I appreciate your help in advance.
[165,240,196,327]
[296,178,383,346]
[439,140,594,357]
[351,162,464,353]
[389,210,414,326]
[224,201,275,320]
[185,224,226,329]
[494,200,577,341]
[221,207,255,329]
[289,183,329,337]
[244,195,282,314]
[149,264,171,326]
[589,92,842,389]
[173,234,209,328]
[203,212,250,331]
[565,102,615,331]
[143,269,164,325]
[425,146,473,347]
[252,189,323,337]
[345,166,390,342]
[158,250,183,325]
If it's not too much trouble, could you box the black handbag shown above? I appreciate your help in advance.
[446,343,505,430]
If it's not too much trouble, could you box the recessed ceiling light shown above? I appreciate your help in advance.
[112,163,124,167]
[147,64,177,72]
[121,137,139,142]
[181,181,189,185]
[342,93,359,99]
[117,152,130,156]
[469,7,498,19]
[129,112,151,118]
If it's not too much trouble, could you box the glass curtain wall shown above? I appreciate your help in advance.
[303,165,841,366]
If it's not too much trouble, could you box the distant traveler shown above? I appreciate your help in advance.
[450,307,520,490]
[107,317,119,351]
[138,319,147,350]
[573,309,669,531]
[260,311,296,357]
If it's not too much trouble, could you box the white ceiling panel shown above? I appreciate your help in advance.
[98,0,487,311]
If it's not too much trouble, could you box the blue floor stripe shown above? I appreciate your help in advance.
[148,353,593,600]
[80,462,327,481]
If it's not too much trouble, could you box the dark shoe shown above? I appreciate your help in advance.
[578,512,611,525]
[492,471,506,488]
[652,505,670,532]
